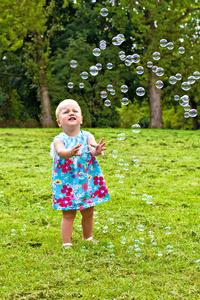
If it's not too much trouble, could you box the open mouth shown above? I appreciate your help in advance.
[68,117,76,121]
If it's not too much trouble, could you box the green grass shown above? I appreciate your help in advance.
[0,128,200,300]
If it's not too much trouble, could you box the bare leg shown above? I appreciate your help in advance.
[61,210,77,244]
[80,206,94,240]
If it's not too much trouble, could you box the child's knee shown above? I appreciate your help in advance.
[62,210,76,220]
[81,207,94,218]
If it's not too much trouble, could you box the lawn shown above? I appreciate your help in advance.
[0,128,199,300]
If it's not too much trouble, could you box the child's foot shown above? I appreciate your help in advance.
[62,243,72,248]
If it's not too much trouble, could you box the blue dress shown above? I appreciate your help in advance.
[51,130,110,210]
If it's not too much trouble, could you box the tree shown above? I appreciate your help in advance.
[110,0,200,128]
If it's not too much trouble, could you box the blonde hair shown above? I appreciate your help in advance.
[55,99,81,119]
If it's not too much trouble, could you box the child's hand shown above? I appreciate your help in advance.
[71,144,82,156]
[90,138,107,157]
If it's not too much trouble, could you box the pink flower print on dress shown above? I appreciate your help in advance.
[57,197,72,208]
[87,199,93,205]
[78,205,84,210]
[93,176,104,186]
[61,185,73,196]
[82,183,88,191]
[60,162,72,173]
[94,186,108,198]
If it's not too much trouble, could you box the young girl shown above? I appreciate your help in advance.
[51,99,110,248]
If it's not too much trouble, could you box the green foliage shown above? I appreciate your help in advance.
[50,33,123,127]
[0,90,24,121]
[162,105,194,130]
[117,101,150,128]
[0,128,200,299]
[0,87,8,105]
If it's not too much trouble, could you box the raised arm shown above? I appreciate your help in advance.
[53,139,81,159]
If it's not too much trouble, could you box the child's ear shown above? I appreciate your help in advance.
[56,119,61,128]
[81,116,83,124]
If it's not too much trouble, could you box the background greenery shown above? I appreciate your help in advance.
[0,128,199,299]
[0,0,199,129]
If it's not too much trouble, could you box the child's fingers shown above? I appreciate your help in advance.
[99,138,104,144]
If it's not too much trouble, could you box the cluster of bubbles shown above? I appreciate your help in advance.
[77,211,191,260]
[68,29,198,119]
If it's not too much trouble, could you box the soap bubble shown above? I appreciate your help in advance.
[175,73,182,81]
[132,54,140,63]
[131,124,141,133]
[160,38,167,47]
[147,61,153,68]
[79,83,84,89]
[156,67,164,76]
[107,63,113,70]
[100,44,106,50]
[187,76,195,85]
[125,55,133,66]
[100,8,108,17]
[136,87,145,96]
[184,105,190,111]
[152,66,158,73]
[174,95,179,101]
[155,80,164,89]
[184,112,190,118]
[152,52,161,60]
[107,84,113,91]
[119,54,126,61]
[93,48,101,57]
[181,81,190,91]
[121,84,128,93]
[169,76,177,85]
[70,60,77,68]
[100,40,106,50]
[167,42,174,50]
[123,163,129,170]
[89,65,98,76]
[121,97,129,105]
[112,150,118,158]
[180,95,189,104]
[178,46,185,54]
[193,71,200,80]
[189,109,197,117]
[104,100,111,107]
[110,89,116,96]
[67,82,73,88]
[119,51,125,56]
[117,134,126,141]
[100,91,107,98]
[96,63,102,70]
[117,34,125,43]
[136,66,144,75]
[112,36,120,46]
[81,71,88,80]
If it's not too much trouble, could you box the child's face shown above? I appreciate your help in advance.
[56,100,83,129]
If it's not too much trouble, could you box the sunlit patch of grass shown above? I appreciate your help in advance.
[0,128,199,299]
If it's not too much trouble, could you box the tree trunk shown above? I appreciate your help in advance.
[148,72,163,128]
[36,34,55,128]
[190,95,199,130]
[40,84,55,128]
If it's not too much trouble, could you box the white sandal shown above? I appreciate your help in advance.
[62,243,72,248]
[83,237,93,241]
[83,237,98,243]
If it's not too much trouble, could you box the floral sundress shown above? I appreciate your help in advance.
[51,130,110,210]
